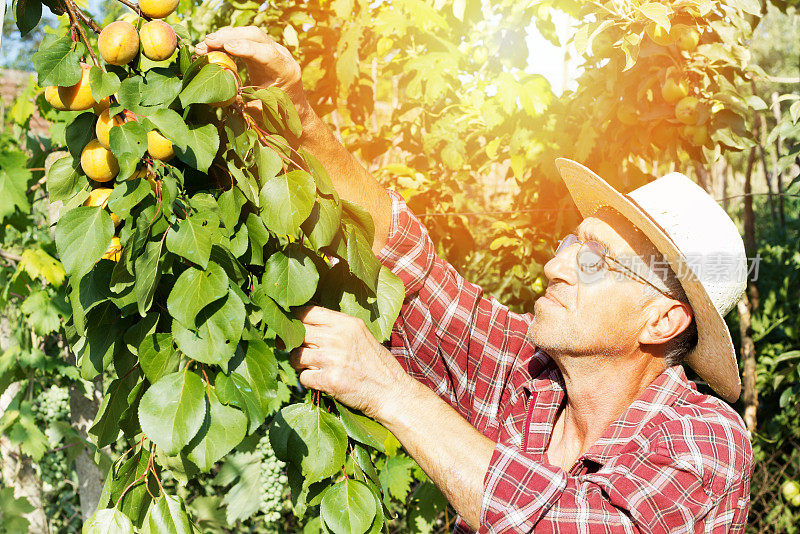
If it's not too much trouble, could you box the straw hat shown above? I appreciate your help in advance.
[555,158,747,402]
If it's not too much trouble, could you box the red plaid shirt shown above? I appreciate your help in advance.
[376,190,754,533]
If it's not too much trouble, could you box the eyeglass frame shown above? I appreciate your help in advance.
[554,233,677,300]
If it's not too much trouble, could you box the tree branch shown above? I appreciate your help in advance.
[62,0,101,68]
[0,249,23,263]
[113,0,152,20]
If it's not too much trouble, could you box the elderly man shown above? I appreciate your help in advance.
[199,28,753,532]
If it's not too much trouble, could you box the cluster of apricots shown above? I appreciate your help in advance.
[42,1,239,260]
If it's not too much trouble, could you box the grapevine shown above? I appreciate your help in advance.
[256,433,290,528]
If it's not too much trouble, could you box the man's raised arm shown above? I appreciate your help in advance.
[196,27,392,255]
[197,28,536,430]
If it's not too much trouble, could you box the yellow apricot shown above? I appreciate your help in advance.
[44,86,69,110]
[81,140,120,182]
[58,65,96,111]
[206,51,237,73]
[96,109,126,149]
[661,78,689,104]
[83,188,121,226]
[139,20,177,61]
[138,0,179,19]
[616,104,638,126]
[645,23,674,46]
[675,96,700,125]
[93,96,112,115]
[674,25,700,52]
[98,21,140,66]
[102,236,123,261]
[128,167,160,193]
[147,130,174,161]
[682,124,708,147]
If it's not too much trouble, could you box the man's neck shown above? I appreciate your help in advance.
[545,351,666,470]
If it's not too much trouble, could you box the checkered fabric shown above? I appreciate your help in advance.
[375,189,754,533]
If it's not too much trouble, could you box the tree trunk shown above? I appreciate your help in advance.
[739,149,758,433]
[0,318,50,534]
[755,112,778,224]
[770,91,786,229]
[69,382,105,520]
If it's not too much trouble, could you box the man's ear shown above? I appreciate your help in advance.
[639,299,693,346]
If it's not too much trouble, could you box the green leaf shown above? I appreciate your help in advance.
[213,451,262,524]
[117,76,144,111]
[166,212,219,269]
[407,480,448,534]
[144,494,193,534]
[21,290,64,336]
[284,403,347,483]
[138,333,180,384]
[89,67,121,101]
[298,148,337,198]
[33,35,84,87]
[141,108,190,151]
[378,454,416,502]
[246,86,303,138]
[46,156,86,203]
[371,266,404,342]
[65,112,96,159]
[55,206,115,279]
[254,143,283,181]
[141,67,183,107]
[302,197,341,250]
[108,178,151,219]
[172,290,245,367]
[167,263,228,328]
[0,166,29,223]
[261,244,320,309]
[138,371,207,455]
[638,2,671,30]
[175,123,220,174]
[227,161,260,208]
[335,401,399,454]
[259,169,316,236]
[345,226,381,291]
[134,239,164,317]
[89,373,141,448]
[0,487,33,533]
[251,285,305,351]
[186,390,247,472]
[83,508,134,534]
[320,479,377,534]
[14,0,42,36]
[179,63,237,107]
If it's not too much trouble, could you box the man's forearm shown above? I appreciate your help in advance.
[299,111,392,254]
[377,375,495,530]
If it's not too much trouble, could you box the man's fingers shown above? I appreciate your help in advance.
[295,305,344,326]
[289,347,328,370]
[298,369,326,391]
[204,26,269,45]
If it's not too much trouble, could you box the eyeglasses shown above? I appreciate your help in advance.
[554,234,676,299]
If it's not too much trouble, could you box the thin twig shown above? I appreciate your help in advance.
[28,175,47,193]
[0,249,23,263]
[114,0,152,20]
[62,0,101,68]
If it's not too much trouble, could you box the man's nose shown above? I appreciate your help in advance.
[544,245,579,286]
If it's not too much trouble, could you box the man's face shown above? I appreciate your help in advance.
[530,209,660,358]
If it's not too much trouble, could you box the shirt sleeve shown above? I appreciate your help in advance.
[375,189,536,433]
[478,437,749,533]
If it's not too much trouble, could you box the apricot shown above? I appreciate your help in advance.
[93,96,112,115]
[674,25,700,52]
[81,139,120,182]
[84,188,121,226]
[98,21,140,66]
[57,65,96,111]
[102,236,123,261]
[206,51,237,73]
[681,124,708,147]
[44,86,69,110]
[661,78,689,104]
[96,109,126,149]
[138,0,179,19]
[675,96,700,125]
[147,130,174,161]
[129,167,160,193]
[139,20,177,61]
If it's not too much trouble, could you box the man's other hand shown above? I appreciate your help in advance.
[290,306,412,422]
[196,26,315,125]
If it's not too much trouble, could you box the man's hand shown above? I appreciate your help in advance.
[290,306,413,421]
[196,26,315,125]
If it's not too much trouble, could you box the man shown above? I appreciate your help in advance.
[198,28,753,532]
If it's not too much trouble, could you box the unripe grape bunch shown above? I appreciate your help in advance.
[257,433,290,526]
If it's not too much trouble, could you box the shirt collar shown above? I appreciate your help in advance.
[522,355,694,466]
[581,366,692,465]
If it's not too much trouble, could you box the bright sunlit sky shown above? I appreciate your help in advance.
[524,10,580,96]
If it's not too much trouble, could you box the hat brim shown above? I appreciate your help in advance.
[554,158,741,402]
